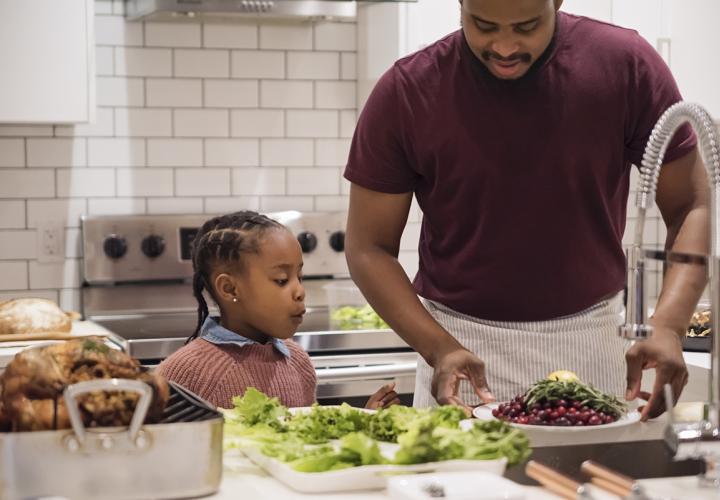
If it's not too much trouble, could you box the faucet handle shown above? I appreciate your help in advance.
[618,324,653,340]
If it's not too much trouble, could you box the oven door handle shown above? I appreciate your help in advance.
[315,362,417,382]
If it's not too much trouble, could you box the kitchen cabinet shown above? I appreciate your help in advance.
[0,0,95,123]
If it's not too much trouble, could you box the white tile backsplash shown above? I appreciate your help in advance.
[96,46,114,75]
[0,230,37,260]
[27,139,86,167]
[147,197,203,214]
[117,168,174,197]
[261,81,313,109]
[205,196,261,213]
[231,51,285,79]
[287,52,340,80]
[204,25,258,49]
[88,138,145,167]
[205,138,259,166]
[29,259,81,289]
[260,25,313,50]
[147,138,203,167]
[261,139,314,167]
[231,109,284,137]
[0,170,55,198]
[0,262,28,291]
[232,167,285,195]
[287,167,340,195]
[0,201,25,229]
[146,23,202,48]
[0,12,358,302]
[115,48,172,77]
[57,169,115,197]
[315,81,357,109]
[174,109,229,137]
[97,77,145,107]
[56,108,115,137]
[95,16,143,46]
[175,50,230,78]
[315,22,356,51]
[146,79,202,108]
[115,108,173,137]
[316,139,351,166]
[0,139,24,167]
[27,199,87,228]
[286,110,338,138]
[176,168,231,196]
[204,80,259,108]
[88,197,146,215]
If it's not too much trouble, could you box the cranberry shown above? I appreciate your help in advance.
[512,403,522,412]
[566,414,577,424]
[557,399,568,408]
[517,416,529,424]
[508,409,518,418]
[588,415,602,426]
[577,412,590,423]
[531,408,539,415]
[543,402,553,410]
[502,406,512,416]
[555,417,570,426]
[581,406,590,412]
[531,403,542,412]
[492,408,499,417]
[574,421,585,426]
[549,411,559,420]
[556,406,567,417]
[604,415,615,424]
[572,401,582,409]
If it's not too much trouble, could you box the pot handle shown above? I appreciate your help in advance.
[63,378,152,446]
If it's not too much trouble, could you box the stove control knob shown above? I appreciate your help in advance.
[329,231,345,252]
[297,232,318,253]
[141,234,165,258]
[103,235,128,260]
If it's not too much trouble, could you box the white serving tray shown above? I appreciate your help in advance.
[240,445,507,494]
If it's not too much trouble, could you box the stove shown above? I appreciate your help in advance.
[80,212,416,405]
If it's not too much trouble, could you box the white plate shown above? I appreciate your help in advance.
[472,403,641,432]
[233,406,507,493]
[387,471,526,500]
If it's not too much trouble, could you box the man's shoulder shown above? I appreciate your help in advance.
[392,30,462,84]
[560,12,652,58]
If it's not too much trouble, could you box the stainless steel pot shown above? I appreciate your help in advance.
[0,379,223,500]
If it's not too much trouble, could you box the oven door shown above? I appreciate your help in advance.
[312,351,417,407]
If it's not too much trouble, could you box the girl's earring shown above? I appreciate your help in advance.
[232,297,238,303]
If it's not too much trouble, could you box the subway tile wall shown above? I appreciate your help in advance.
[0,0,379,310]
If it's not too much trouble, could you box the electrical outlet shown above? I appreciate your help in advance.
[37,220,65,263]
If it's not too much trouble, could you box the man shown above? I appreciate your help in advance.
[344,0,709,421]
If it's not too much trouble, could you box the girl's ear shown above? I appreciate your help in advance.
[213,273,239,303]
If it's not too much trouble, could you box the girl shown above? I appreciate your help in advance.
[158,210,400,410]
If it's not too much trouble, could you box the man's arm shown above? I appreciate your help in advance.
[625,147,709,420]
[345,183,495,408]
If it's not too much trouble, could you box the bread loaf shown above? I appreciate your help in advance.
[0,298,75,335]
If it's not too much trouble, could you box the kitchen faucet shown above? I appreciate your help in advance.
[619,101,720,487]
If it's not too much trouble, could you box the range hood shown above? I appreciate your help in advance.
[126,0,411,22]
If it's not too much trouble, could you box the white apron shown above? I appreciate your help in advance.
[413,293,630,407]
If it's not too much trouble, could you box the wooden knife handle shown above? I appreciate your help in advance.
[581,460,634,493]
[526,460,582,500]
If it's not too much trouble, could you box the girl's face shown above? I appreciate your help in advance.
[218,229,306,341]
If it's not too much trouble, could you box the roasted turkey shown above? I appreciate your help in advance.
[0,298,78,335]
[0,337,169,431]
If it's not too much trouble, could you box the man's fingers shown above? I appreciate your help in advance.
[465,361,495,404]
[625,347,645,400]
[641,368,684,421]
[380,390,399,405]
[435,372,463,406]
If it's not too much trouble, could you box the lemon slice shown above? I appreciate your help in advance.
[547,370,578,382]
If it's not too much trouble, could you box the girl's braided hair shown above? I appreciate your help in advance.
[188,210,284,343]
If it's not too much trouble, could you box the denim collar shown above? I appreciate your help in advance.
[200,316,290,358]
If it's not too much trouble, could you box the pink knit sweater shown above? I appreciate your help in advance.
[157,338,317,409]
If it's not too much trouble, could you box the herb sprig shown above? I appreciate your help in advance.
[523,379,626,417]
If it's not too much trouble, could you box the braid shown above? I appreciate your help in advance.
[186,210,284,342]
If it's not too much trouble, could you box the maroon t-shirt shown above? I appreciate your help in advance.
[344,13,696,321]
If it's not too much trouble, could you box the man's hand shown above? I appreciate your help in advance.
[431,348,496,411]
[365,381,402,409]
[625,324,688,421]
